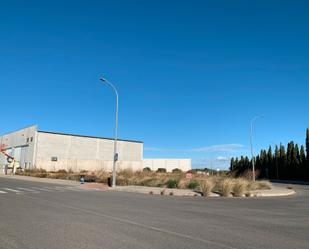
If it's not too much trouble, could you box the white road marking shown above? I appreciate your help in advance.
[17,188,40,193]
[2,188,22,193]
[0,186,94,195]
[32,187,54,192]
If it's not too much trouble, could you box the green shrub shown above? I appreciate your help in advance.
[166,179,179,188]
[143,167,152,172]
[57,169,67,174]
[187,180,199,189]
[172,168,182,173]
[157,168,167,173]
[136,177,164,187]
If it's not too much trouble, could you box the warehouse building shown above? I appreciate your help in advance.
[0,125,191,172]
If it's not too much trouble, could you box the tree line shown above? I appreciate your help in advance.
[230,129,309,181]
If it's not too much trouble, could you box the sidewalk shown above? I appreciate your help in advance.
[0,174,80,186]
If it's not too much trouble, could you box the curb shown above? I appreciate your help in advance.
[249,189,296,197]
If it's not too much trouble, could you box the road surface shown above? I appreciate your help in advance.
[0,177,308,249]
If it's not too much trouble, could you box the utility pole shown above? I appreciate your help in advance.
[100,77,119,188]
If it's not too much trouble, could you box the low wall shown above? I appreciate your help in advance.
[35,159,144,172]
[143,159,191,172]
[35,158,192,172]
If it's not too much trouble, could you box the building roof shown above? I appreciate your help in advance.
[38,130,143,144]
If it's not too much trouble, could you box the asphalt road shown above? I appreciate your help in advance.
[0,177,308,249]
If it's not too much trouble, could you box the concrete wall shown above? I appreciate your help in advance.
[35,131,144,171]
[35,158,191,173]
[36,159,144,172]
[143,159,191,172]
[0,126,192,173]
[0,125,37,168]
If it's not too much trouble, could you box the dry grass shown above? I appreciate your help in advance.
[220,178,234,197]
[232,179,248,197]
[248,181,271,191]
[17,168,272,198]
[118,168,134,178]
[199,179,215,197]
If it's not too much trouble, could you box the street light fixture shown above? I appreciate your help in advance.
[100,77,119,188]
[250,115,264,182]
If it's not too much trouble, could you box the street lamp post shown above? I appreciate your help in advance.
[250,115,263,182]
[100,77,119,188]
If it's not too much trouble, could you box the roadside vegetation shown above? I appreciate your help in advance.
[231,128,309,181]
[16,167,271,197]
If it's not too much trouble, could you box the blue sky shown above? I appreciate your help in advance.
[1,1,308,169]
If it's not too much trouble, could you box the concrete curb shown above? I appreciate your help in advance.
[110,186,207,197]
[248,188,296,197]
[109,185,296,198]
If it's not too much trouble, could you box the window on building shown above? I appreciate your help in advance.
[26,138,29,143]
[30,137,33,142]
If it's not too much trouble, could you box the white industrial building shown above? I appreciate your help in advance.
[0,125,191,172]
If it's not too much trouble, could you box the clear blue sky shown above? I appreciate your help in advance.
[1,1,308,169]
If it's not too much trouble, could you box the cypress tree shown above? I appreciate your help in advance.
[287,142,299,179]
[279,144,287,179]
[255,155,261,172]
[307,128,309,162]
[306,129,309,178]
[299,145,305,165]
[306,128,309,180]
[267,146,273,178]
[287,142,293,167]
[300,145,306,180]
[274,145,280,179]
[259,149,267,178]
[230,157,235,171]
[233,157,239,175]
[295,144,301,178]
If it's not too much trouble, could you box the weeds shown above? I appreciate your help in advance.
[166,179,179,189]
[248,181,271,191]
[16,168,272,198]
[187,180,199,190]
[232,179,248,197]
[220,178,234,197]
[199,179,215,197]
